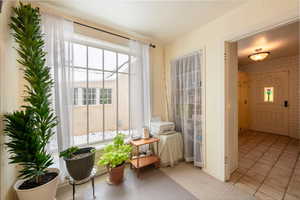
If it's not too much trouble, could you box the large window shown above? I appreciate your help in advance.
[72,41,130,145]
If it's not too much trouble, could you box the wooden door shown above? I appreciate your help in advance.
[249,71,289,135]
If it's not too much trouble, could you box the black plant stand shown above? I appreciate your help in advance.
[68,168,96,200]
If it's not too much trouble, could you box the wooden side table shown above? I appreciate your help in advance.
[68,168,96,200]
[129,137,160,177]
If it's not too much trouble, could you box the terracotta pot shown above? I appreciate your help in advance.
[14,168,60,200]
[107,164,125,185]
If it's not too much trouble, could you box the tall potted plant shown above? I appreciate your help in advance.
[4,3,59,200]
[98,134,132,185]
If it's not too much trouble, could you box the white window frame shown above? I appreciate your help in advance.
[74,88,79,105]
[88,88,97,105]
[71,38,131,146]
[100,88,112,104]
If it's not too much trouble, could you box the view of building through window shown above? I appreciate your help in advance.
[72,42,130,146]
[74,88,112,105]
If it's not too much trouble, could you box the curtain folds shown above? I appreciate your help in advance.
[42,14,74,176]
[41,19,152,175]
[129,41,151,138]
[171,52,203,167]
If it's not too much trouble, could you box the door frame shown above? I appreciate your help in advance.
[223,17,299,181]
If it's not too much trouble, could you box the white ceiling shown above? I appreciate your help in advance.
[238,21,299,66]
[40,0,248,43]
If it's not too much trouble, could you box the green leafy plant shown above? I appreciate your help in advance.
[3,3,57,184]
[98,133,132,168]
[59,146,79,159]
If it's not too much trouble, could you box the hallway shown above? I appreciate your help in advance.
[229,131,300,200]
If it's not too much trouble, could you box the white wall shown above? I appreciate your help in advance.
[164,0,299,181]
[150,45,166,120]
[239,55,299,139]
[0,1,19,200]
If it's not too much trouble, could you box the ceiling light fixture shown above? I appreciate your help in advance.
[248,48,270,62]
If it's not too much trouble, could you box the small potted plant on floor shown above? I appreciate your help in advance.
[98,133,132,185]
[60,146,96,181]
[3,3,59,200]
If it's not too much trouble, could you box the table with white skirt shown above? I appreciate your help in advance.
[153,132,183,167]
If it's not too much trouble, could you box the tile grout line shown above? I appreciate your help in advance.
[233,133,273,184]
[234,134,280,184]
[281,150,300,200]
[239,133,270,160]
[233,133,266,181]
[239,131,260,150]
[253,137,292,196]
[234,135,279,184]
[242,131,260,143]
[232,132,261,179]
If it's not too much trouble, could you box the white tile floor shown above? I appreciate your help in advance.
[229,131,300,200]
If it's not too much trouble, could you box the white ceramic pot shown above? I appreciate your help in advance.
[14,168,60,200]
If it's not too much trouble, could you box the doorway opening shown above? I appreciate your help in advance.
[226,21,300,199]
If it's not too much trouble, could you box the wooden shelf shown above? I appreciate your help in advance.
[130,155,160,169]
[129,137,160,177]
[130,138,160,146]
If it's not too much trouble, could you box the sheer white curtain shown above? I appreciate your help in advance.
[129,40,151,138]
[42,14,74,176]
[171,51,203,167]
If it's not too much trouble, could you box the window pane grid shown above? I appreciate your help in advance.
[72,64,129,74]
[72,42,130,146]
[88,88,96,105]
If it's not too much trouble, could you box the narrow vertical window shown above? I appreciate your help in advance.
[107,88,112,104]
[264,87,274,102]
[82,88,87,105]
[88,88,96,105]
[74,88,78,105]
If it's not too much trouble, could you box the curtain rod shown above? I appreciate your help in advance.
[74,21,156,48]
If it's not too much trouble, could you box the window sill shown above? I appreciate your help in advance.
[79,135,131,150]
